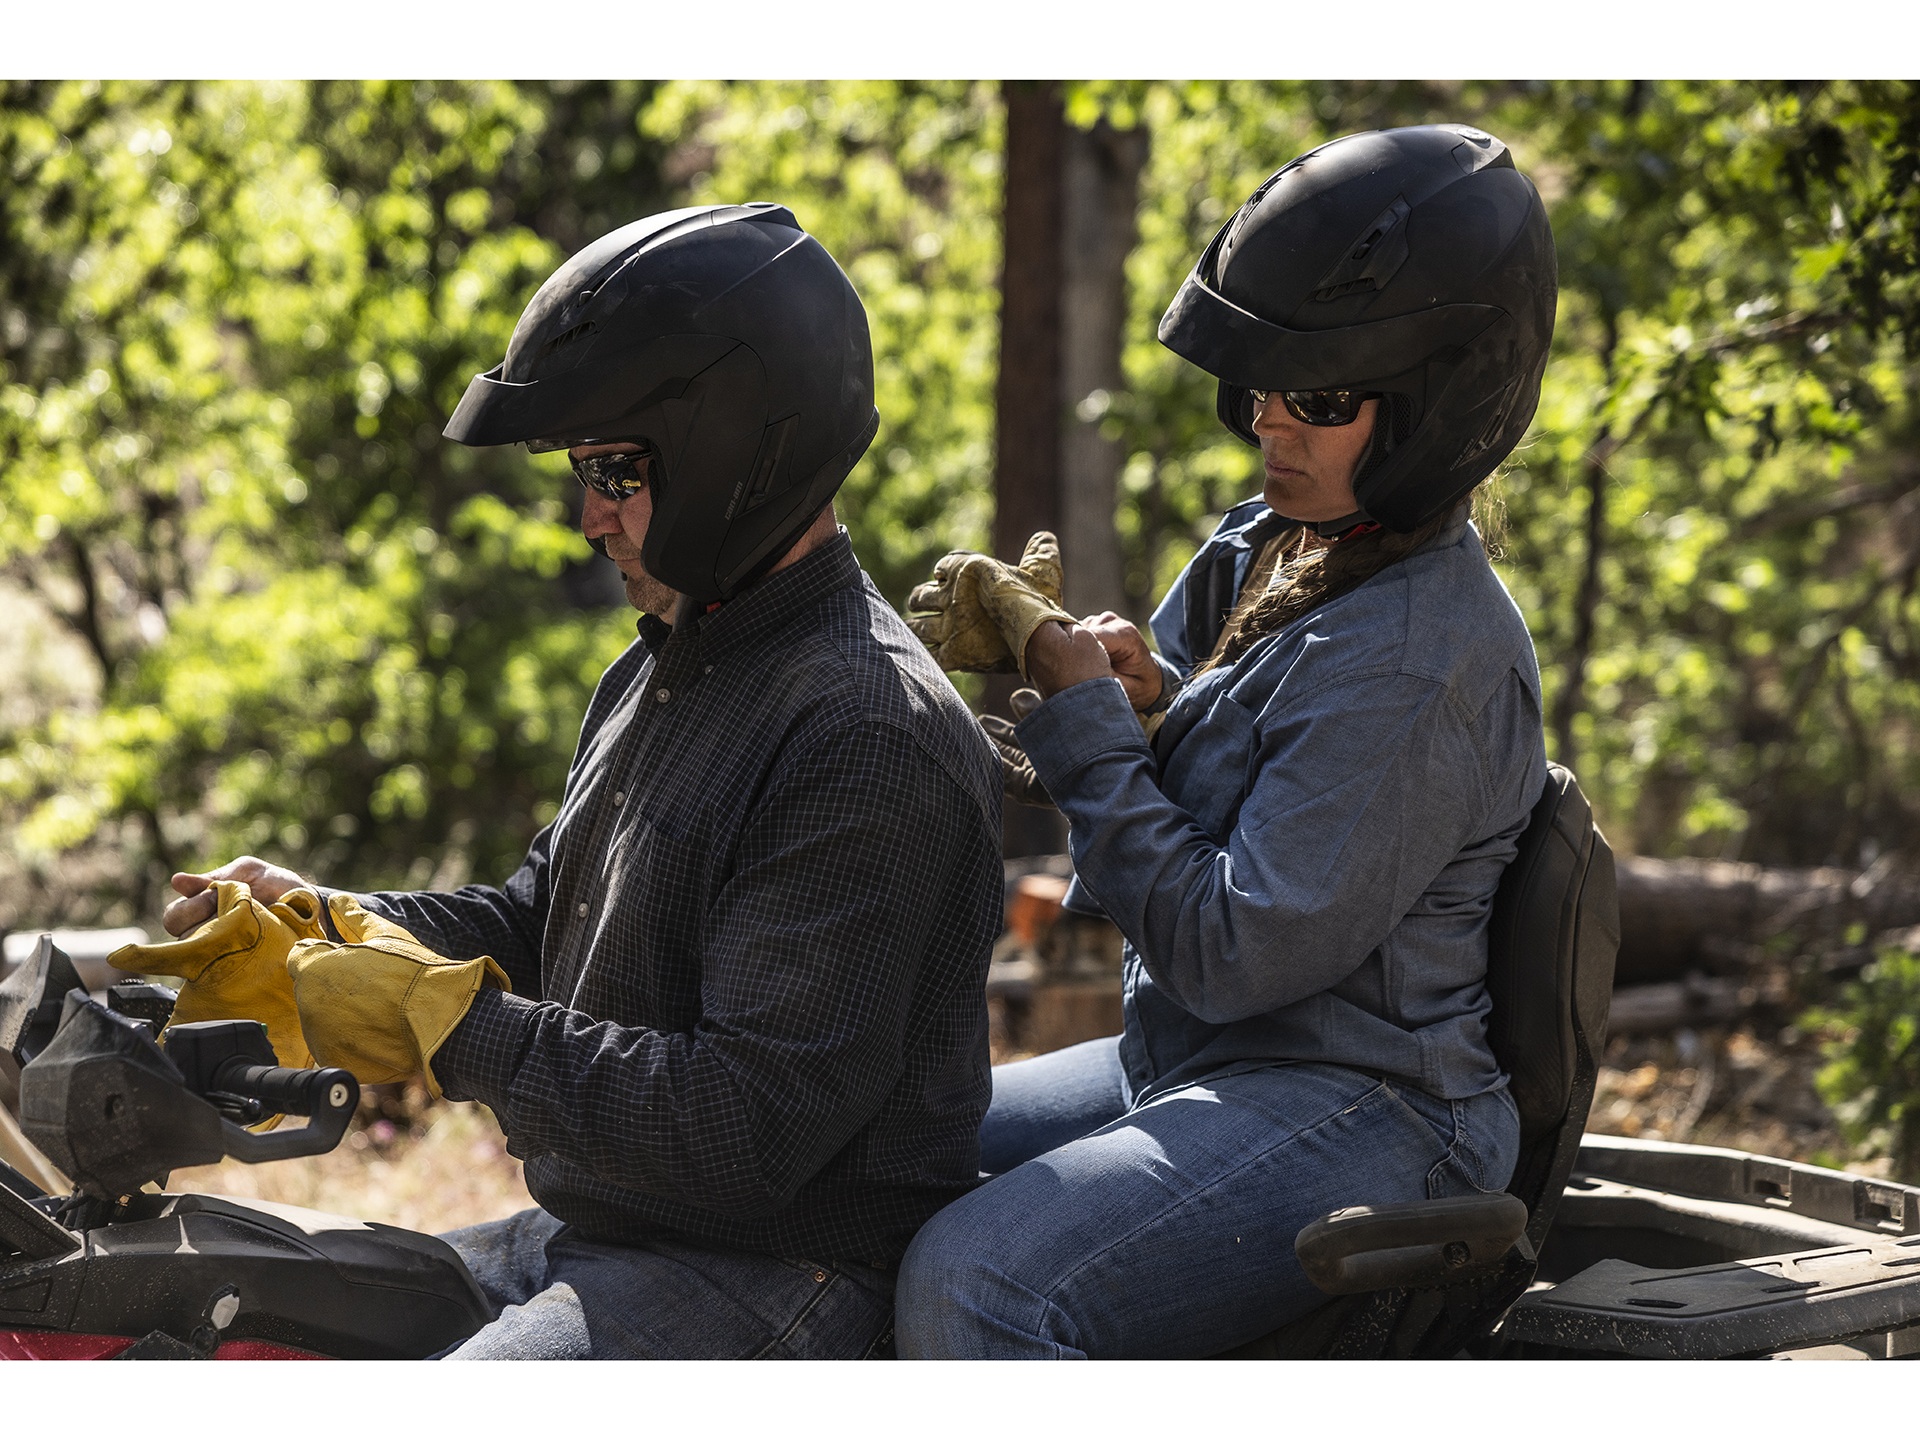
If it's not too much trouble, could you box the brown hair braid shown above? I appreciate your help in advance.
[1196,498,1471,676]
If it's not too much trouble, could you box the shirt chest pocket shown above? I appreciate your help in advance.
[1159,689,1259,844]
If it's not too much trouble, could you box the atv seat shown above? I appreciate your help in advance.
[1223,761,1621,1358]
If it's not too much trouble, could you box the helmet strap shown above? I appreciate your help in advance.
[1308,512,1380,542]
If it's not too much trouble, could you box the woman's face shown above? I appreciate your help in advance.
[1251,393,1378,523]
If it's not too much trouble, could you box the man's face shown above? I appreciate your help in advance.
[1252,393,1379,523]
[572,442,681,617]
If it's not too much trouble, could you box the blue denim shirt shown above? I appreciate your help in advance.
[1018,498,1548,1102]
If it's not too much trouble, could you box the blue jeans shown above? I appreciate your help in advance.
[437,1208,896,1359]
[894,1037,1520,1359]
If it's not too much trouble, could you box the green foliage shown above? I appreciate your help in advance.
[643,81,1003,601]
[1805,947,1920,1178]
[1486,82,1920,866]
[5,80,1920,929]
[0,81,669,914]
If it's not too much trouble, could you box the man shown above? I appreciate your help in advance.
[149,203,1003,1359]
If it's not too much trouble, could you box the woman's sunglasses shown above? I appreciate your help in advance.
[1249,388,1377,427]
[571,452,651,501]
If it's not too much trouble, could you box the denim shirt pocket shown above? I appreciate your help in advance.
[1157,688,1258,843]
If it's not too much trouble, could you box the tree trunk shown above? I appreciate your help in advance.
[1058,118,1146,620]
[992,80,1065,567]
[991,81,1068,859]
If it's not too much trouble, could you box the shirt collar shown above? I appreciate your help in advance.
[636,611,673,656]
[674,529,863,661]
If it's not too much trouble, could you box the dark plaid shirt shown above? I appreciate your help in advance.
[358,534,1001,1265]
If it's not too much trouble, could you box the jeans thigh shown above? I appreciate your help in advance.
[897,1063,1456,1359]
[448,1233,895,1360]
[438,1206,568,1316]
[979,1035,1129,1176]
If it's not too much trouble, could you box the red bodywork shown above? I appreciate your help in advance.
[0,1329,325,1359]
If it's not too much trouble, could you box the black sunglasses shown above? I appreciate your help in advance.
[1249,388,1376,427]
[571,451,651,501]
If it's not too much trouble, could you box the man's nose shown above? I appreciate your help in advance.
[581,489,621,538]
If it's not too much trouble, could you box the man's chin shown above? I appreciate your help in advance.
[624,573,679,617]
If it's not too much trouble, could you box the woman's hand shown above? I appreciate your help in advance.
[1078,612,1164,711]
[1023,621,1116,699]
[163,855,312,937]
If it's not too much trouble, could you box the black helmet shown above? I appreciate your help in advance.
[1158,124,1556,531]
[445,203,878,603]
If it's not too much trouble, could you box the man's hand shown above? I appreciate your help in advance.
[287,894,509,1099]
[1023,620,1116,699]
[1078,612,1164,711]
[164,855,311,938]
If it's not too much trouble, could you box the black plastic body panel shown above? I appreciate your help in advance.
[1506,1235,1920,1358]
[0,1192,490,1359]
[1506,1136,1920,1358]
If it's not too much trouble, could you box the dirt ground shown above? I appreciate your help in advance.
[168,1085,533,1235]
[1586,1024,1878,1175]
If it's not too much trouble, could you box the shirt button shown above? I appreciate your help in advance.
[612,791,625,807]
[704,665,713,674]
[576,902,589,918]
[656,688,671,703]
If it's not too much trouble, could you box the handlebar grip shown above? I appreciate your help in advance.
[210,1059,359,1119]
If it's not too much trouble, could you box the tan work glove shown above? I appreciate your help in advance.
[109,880,326,1070]
[906,531,1076,682]
[286,895,510,1099]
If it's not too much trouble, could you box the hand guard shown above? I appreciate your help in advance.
[286,896,511,1099]
[906,531,1075,682]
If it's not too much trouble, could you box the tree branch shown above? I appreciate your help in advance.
[65,531,118,686]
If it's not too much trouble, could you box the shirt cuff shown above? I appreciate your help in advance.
[1144,654,1184,714]
[1016,676,1150,788]
[429,984,538,1108]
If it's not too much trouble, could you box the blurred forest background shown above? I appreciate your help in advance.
[6,80,1920,1190]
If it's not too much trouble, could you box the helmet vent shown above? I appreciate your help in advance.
[1312,196,1413,303]
[728,414,800,519]
[1455,372,1524,466]
[542,321,596,358]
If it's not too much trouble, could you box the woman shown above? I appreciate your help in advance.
[895,123,1559,1358]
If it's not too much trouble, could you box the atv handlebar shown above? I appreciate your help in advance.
[212,1059,360,1165]
[211,1059,357,1121]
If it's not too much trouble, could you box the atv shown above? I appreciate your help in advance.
[3,767,1919,1359]
[0,935,488,1359]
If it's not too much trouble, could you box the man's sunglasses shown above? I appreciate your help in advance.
[1248,388,1377,427]
[571,452,651,501]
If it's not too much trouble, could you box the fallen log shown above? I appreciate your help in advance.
[1614,855,1920,983]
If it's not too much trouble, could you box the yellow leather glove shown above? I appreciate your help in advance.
[286,895,510,1099]
[108,881,325,1070]
[906,531,1076,681]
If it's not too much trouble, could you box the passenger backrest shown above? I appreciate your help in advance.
[1483,763,1619,1222]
